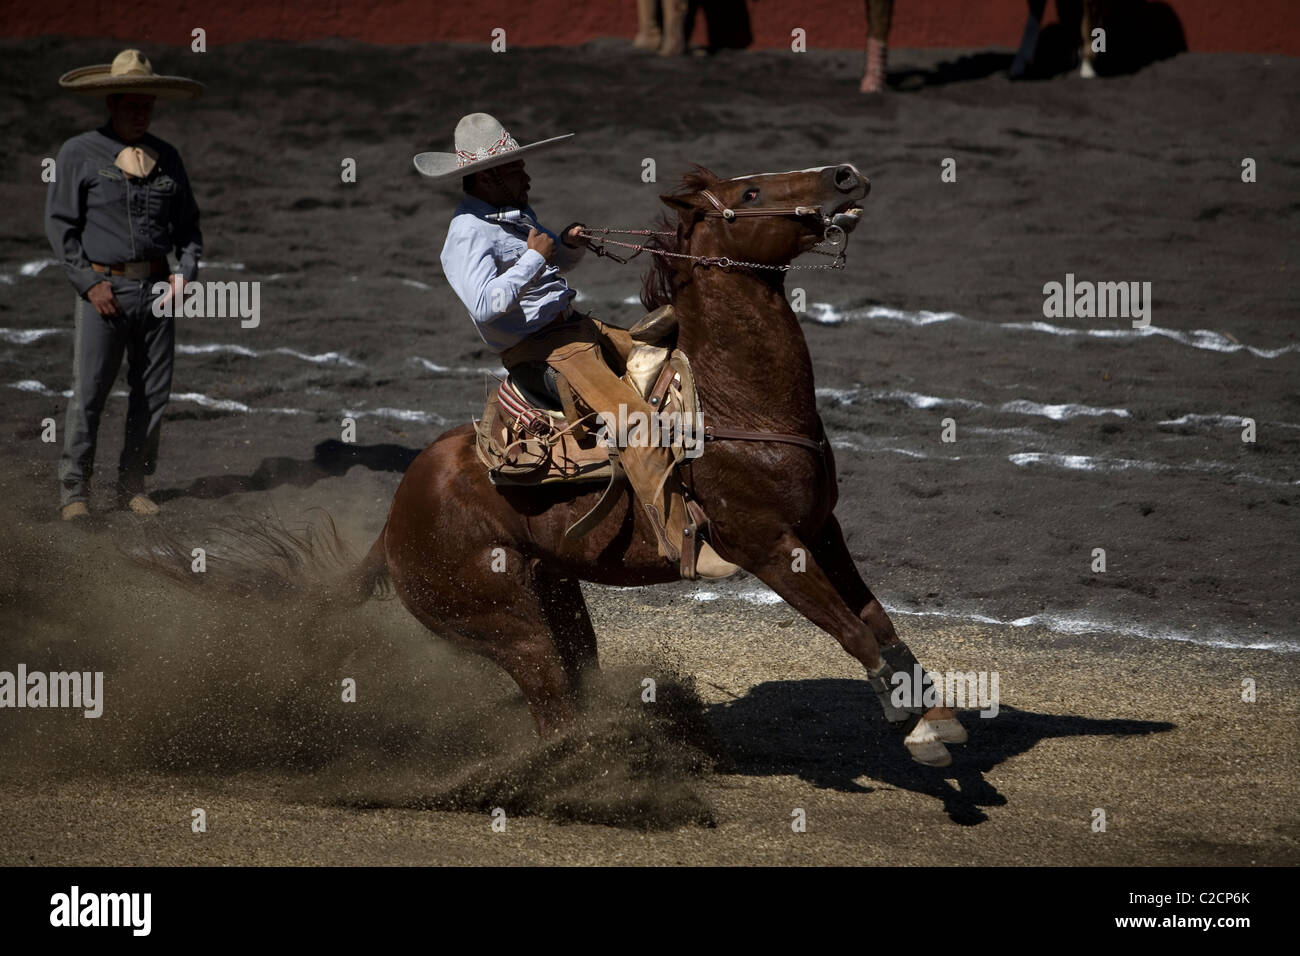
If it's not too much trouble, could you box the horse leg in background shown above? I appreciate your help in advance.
[810,516,968,750]
[1010,0,1048,79]
[742,529,954,766]
[1080,0,1099,78]
[392,543,579,737]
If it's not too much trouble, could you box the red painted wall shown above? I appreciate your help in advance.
[6,1,1297,55]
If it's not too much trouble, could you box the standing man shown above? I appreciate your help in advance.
[45,49,203,520]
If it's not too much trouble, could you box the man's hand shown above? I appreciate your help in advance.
[155,274,184,311]
[86,280,122,317]
[562,223,587,249]
[526,227,556,263]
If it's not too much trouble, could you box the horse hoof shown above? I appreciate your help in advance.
[930,717,968,745]
[904,719,953,767]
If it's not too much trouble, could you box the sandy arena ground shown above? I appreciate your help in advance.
[0,38,1296,865]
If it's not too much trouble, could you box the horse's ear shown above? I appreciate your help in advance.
[659,193,699,215]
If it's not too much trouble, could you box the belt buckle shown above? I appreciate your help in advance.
[123,261,152,280]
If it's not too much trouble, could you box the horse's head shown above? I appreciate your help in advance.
[659,164,870,268]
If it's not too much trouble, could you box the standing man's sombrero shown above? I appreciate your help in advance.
[58,49,204,100]
[413,112,572,183]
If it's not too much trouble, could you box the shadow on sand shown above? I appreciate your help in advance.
[706,678,1173,825]
[152,439,419,503]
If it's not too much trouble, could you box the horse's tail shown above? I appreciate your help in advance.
[122,510,391,609]
[342,530,391,606]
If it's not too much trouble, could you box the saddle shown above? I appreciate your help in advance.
[474,377,614,485]
[473,306,698,488]
[473,304,739,580]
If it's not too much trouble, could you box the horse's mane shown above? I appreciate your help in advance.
[640,165,718,311]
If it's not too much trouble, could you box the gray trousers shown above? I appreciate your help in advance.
[59,277,174,505]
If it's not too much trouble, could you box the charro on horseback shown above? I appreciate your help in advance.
[416,113,737,579]
[382,115,969,766]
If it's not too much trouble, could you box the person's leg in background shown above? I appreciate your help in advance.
[117,278,174,513]
[659,0,689,56]
[861,0,895,93]
[59,288,128,519]
[633,0,662,51]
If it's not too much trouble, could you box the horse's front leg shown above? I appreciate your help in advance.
[810,515,969,751]
[744,528,954,767]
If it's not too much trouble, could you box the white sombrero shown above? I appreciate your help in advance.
[413,112,572,182]
[59,48,204,100]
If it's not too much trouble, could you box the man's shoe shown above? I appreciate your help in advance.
[61,501,90,521]
[120,492,160,515]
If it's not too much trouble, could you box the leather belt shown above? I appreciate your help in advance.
[91,258,169,279]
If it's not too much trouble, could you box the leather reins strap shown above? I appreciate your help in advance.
[698,188,823,223]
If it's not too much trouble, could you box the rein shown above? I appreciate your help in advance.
[577,187,849,272]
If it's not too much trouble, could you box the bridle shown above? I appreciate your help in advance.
[577,184,853,272]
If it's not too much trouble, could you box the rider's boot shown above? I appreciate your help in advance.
[543,339,737,579]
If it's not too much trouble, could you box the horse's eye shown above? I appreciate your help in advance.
[742,188,759,202]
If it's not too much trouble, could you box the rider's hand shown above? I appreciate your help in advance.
[526,227,556,263]
[561,223,587,248]
[86,280,122,317]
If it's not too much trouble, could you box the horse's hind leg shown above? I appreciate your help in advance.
[535,568,600,695]
[395,550,578,737]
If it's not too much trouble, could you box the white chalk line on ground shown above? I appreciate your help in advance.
[176,343,362,367]
[1,333,501,380]
[1009,451,1299,487]
[825,430,1295,486]
[411,357,507,376]
[8,378,311,415]
[687,587,1295,653]
[4,378,449,422]
[817,385,1131,420]
[0,328,364,368]
[340,406,448,426]
[0,327,63,345]
[801,302,1297,359]
[818,385,1297,482]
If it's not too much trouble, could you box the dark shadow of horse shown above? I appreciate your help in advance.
[151,439,419,503]
[703,678,1173,826]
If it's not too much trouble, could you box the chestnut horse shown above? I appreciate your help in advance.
[349,163,966,766]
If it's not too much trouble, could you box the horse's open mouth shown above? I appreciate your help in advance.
[831,206,864,232]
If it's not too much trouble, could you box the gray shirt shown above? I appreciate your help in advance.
[45,123,202,296]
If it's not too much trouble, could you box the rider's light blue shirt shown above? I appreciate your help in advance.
[440,192,586,352]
